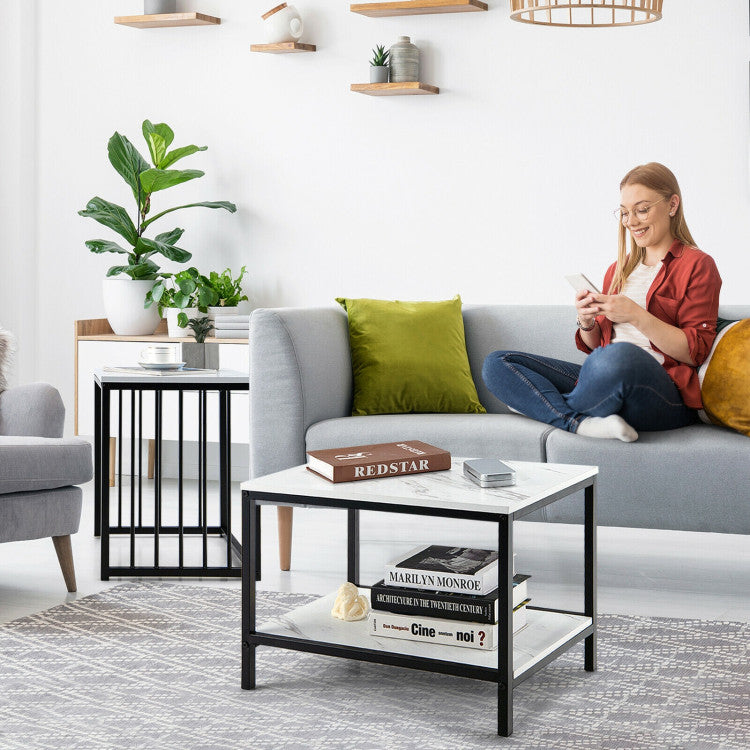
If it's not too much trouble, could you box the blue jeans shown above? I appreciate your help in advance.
[481,342,698,433]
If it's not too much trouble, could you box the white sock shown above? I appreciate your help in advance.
[576,415,638,442]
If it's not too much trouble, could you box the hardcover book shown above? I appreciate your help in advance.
[370,574,530,624]
[384,545,503,596]
[306,441,451,483]
[369,600,530,651]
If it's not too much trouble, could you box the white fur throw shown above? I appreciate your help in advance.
[0,326,15,392]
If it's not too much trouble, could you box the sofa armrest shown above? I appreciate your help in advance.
[249,307,353,478]
[0,383,65,438]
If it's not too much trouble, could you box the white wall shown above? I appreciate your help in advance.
[2,0,749,432]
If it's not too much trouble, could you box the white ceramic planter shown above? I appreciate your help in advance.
[166,307,201,338]
[102,278,161,336]
[262,3,303,44]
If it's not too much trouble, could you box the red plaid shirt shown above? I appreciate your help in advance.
[575,239,722,409]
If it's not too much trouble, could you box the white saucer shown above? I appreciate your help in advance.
[138,361,186,371]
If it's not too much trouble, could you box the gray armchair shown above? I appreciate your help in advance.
[0,383,92,591]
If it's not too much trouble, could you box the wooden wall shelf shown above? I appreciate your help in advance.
[351,82,439,96]
[251,42,317,53]
[114,12,221,28]
[350,0,487,17]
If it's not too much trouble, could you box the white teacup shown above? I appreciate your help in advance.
[141,345,178,364]
[262,3,303,44]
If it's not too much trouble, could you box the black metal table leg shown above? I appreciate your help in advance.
[347,509,360,586]
[497,515,514,736]
[100,386,111,581]
[242,492,257,690]
[584,481,597,672]
[94,382,101,537]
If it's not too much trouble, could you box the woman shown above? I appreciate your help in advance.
[482,162,722,442]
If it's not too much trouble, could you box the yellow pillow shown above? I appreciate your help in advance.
[336,295,486,416]
[698,319,750,437]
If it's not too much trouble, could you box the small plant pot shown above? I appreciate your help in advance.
[166,307,200,338]
[370,65,389,84]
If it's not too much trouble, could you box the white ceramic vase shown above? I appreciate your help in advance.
[389,36,420,83]
[102,278,161,336]
[262,3,303,44]
[166,307,200,338]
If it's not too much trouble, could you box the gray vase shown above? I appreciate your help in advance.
[144,0,177,14]
[370,66,389,84]
[389,36,419,83]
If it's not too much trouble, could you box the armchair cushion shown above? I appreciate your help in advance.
[0,437,92,495]
[0,326,13,392]
[0,383,65,437]
[336,296,486,416]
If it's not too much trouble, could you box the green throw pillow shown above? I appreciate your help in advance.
[336,295,486,416]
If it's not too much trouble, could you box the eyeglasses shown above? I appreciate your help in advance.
[613,196,667,224]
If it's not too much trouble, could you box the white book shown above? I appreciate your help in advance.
[212,330,249,339]
[213,319,252,330]
[384,545,511,596]
[369,602,529,651]
[209,314,251,323]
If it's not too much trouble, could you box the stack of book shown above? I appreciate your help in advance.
[369,545,531,651]
[211,314,250,339]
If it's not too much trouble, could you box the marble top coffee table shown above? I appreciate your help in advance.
[240,458,598,737]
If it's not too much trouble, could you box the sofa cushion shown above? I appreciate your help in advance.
[544,423,750,534]
[0,486,82,543]
[336,296,485,416]
[306,413,555,462]
[0,437,93,495]
[699,319,750,438]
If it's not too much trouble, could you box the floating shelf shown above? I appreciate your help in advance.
[114,12,221,28]
[351,82,439,96]
[350,0,487,17]
[250,42,317,53]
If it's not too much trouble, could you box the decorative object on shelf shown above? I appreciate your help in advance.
[261,2,304,44]
[350,82,439,96]
[79,120,236,336]
[369,44,390,83]
[509,0,663,27]
[144,0,176,13]
[114,12,221,28]
[388,36,419,83]
[145,266,200,336]
[331,582,370,621]
[250,42,316,53]
[196,266,249,314]
[351,0,487,16]
[187,316,214,343]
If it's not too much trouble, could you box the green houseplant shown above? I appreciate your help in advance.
[195,266,248,313]
[369,44,390,83]
[146,267,201,336]
[79,119,237,335]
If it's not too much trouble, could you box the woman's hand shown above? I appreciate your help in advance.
[590,294,642,325]
[575,289,599,327]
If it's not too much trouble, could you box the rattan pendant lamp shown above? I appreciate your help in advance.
[509,0,663,28]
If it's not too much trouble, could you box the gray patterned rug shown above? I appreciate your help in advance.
[0,582,748,750]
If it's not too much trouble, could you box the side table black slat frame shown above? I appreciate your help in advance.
[94,377,247,579]
[241,476,597,737]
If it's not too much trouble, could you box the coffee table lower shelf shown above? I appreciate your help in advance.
[252,590,592,682]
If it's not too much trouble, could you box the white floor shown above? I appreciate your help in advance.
[1,478,749,626]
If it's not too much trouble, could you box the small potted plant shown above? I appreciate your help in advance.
[145,267,201,337]
[369,44,389,84]
[195,266,249,317]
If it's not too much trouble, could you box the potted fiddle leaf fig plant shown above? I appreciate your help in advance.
[79,119,237,335]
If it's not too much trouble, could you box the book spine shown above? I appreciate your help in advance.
[370,613,498,650]
[370,585,495,624]
[383,564,495,596]
[332,453,451,483]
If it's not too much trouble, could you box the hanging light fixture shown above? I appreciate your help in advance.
[509,0,663,28]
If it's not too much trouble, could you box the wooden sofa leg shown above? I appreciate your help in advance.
[109,437,116,487]
[52,535,77,593]
[278,506,293,571]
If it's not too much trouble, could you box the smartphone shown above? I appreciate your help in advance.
[463,458,516,488]
[565,273,601,295]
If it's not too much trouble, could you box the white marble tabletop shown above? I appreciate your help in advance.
[95,368,249,385]
[242,458,597,516]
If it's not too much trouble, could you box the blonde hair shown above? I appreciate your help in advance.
[609,162,697,294]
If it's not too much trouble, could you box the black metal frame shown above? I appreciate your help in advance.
[241,476,597,737]
[95,378,247,579]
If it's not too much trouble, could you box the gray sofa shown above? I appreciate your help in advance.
[249,304,750,569]
[0,383,93,591]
